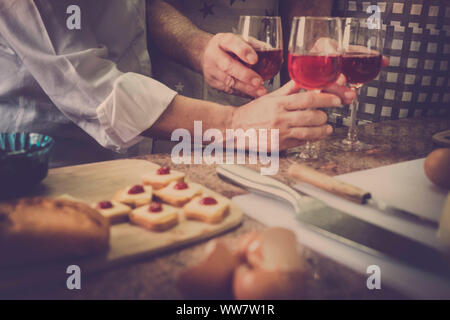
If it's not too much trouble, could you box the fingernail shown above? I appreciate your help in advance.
[337,75,346,86]
[332,97,342,106]
[252,77,261,87]
[256,88,267,96]
[344,91,354,101]
[247,54,257,64]
[327,126,333,134]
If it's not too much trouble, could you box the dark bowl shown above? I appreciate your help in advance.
[0,133,54,200]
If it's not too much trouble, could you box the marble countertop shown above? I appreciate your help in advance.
[14,117,450,299]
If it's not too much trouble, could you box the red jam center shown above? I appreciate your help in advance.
[200,197,217,205]
[157,166,171,175]
[128,185,145,194]
[98,201,113,209]
[149,202,163,213]
[174,182,188,190]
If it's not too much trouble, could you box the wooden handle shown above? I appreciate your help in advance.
[288,163,371,204]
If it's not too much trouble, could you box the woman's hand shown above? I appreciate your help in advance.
[231,79,354,151]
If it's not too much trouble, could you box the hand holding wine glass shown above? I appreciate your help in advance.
[236,16,283,84]
[288,17,343,160]
[201,32,267,97]
[230,80,350,151]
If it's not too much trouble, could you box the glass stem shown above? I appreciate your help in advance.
[309,89,322,147]
[304,89,321,158]
[346,86,361,144]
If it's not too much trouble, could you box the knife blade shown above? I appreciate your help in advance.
[216,164,450,277]
[288,163,439,228]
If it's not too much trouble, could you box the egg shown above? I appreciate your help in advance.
[233,264,304,300]
[235,231,260,262]
[176,240,238,299]
[233,227,305,300]
[177,227,306,300]
[244,227,303,271]
[424,148,450,189]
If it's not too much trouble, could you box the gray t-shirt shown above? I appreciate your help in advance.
[149,0,281,153]
[150,0,280,107]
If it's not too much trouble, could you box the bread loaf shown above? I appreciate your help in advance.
[0,197,110,267]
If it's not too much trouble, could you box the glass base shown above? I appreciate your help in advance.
[334,138,373,151]
[297,149,319,159]
[287,142,319,160]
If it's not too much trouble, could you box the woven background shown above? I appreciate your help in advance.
[330,0,450,126]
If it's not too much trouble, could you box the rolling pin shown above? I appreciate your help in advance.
[288,163,371,204]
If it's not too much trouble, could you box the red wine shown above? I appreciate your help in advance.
[342,52,382,85]
[288,54,342,90]
[232,49,283,81]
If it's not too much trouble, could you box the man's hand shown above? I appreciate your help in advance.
[230,79,355,151]
[202,33,267,98]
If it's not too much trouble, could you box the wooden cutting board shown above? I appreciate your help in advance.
[0,159,243,292]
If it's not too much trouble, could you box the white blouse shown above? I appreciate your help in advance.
[0,0,177,163]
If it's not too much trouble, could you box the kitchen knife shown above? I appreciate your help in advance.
[216,164,450,277]
[288,163,439,229]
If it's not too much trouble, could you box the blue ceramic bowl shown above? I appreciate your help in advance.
[0,133,54,199]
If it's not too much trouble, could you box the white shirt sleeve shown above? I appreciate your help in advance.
[0,0,177,152]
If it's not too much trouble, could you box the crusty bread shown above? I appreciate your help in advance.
[0,197,110,267]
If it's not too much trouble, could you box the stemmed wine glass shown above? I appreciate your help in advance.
[335,17,383,151]
[237,16,283,83]
[288,17,343,160]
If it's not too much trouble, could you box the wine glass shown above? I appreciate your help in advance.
[237,16,283,83]
[335,17,383,151]
[288,17,343,160]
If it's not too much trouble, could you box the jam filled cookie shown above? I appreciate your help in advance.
[129,202,179,231]
[112,185,153,208]
[183,195,230,224]
[142,166,185,189]
[154,181,202,207]
[93,200,132,224]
